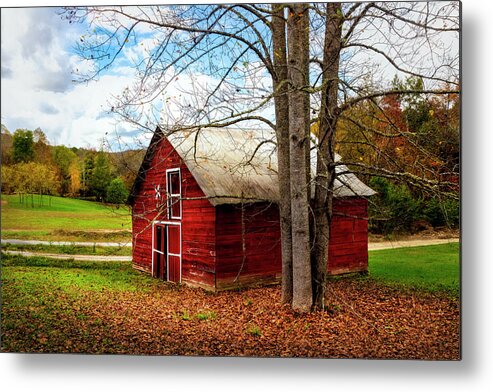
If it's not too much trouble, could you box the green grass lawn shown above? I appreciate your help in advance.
[1,254,158,353]
[368,242,459,295]
[1,254,151,293]
[1,194,131,241]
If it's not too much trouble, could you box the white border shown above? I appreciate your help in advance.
[166,168,182,219]
[151,220,182,283]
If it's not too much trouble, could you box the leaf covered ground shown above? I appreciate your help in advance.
[1,255,459,359]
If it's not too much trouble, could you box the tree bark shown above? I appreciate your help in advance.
[287,3,312,313]
[271,4,293,304]
[312,2,343,310]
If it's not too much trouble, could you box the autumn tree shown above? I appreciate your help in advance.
[1,164,14,194]
[4,162,59,206]
[33,128,53,166]
[1,124,13,165]
[68,160,81,195]
[52,145,79,195]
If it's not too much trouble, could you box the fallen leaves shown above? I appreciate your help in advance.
[1,267,459,359]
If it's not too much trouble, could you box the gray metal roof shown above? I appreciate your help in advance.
[167,127,375,206]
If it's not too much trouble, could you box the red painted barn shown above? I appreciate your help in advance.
[129,127,375,290]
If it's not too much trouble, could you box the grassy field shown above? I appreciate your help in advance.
[1,194,131,242]
[1,244,460,357]
[368,242,460,295]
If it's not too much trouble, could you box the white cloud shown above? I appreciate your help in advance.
[0,7,141,148]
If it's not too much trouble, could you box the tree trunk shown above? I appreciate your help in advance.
[287,3,312,313]
[312,2,343,309]
[271,4,293,304]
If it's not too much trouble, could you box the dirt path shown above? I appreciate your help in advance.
[3,250,131,262]
[2,237,458,262]
[368,237,459,251]
[1,239,131,247]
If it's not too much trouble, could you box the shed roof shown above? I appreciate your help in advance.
[130,126,375,206]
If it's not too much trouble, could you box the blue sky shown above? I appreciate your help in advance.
[0,3,274,150]
[1,6,152,149]
[1,2,459,151]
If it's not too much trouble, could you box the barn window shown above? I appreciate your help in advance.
[166,168,181,219]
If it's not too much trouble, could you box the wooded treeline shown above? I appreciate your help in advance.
[1,124,144,205]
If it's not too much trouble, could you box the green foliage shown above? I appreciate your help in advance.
[180,310,192,321]
[423,197,460,228]
[90,151,112,200]
[369,177,423,234]
[246,324,262,337]
[369,177,459,233]
[106,178,129,204]
[12,129,34,163]
[369,243,459,295]
[195,311,217,321]
[80,152,95,196]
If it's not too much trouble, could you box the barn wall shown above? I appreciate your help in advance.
[215,202,282,290]
[328,198,369,275]
[214,198,368,290]
[131,138,216,288]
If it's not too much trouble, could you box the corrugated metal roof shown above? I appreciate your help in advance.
[167,127,375,206]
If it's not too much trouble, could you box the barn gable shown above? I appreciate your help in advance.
[130,126,375,206]
[130,133,216,287]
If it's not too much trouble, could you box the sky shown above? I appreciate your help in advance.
[0,4,275,150]
[1,2,460,151]
[1,6,146,149]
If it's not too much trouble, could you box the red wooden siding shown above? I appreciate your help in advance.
[215,202,282,290]
[328,198,369,275]
[131,138,216,288]
[213,198,368,290]
[132,134,369,291]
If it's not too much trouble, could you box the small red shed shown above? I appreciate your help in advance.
[129,127,375,290]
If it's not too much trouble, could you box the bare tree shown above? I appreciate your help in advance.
[271,4,293,305]
[64,2,460,312]
[311,2,343,309]
[286,3,312,312]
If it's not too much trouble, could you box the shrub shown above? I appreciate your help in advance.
[246,325,262,337]
[196,311,217,321]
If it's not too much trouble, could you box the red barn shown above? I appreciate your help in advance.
[129,127,375,290]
